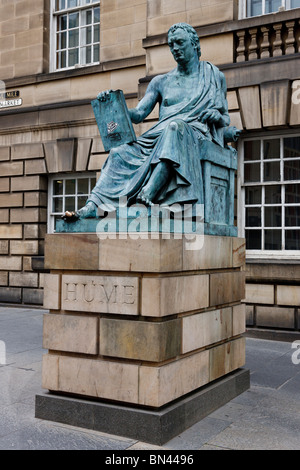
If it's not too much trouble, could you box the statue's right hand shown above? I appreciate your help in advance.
[97,90,113,101]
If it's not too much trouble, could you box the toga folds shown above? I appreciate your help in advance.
[88,61,230,211]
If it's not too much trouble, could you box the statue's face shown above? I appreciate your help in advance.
[168,28,196,64]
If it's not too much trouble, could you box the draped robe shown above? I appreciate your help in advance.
[88,61,229,211]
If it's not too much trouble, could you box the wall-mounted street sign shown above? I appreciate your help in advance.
[0,90,22,109]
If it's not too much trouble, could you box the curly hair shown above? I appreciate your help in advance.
[168,23,201,58]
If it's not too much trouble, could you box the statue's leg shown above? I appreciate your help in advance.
[137,160,171,206]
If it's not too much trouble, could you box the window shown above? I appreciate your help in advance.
[239,135,300,257]
[239,0,300,17]
[51,0,100,71]
[48,174,96,232]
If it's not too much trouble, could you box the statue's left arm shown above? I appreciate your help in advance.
[199,70,230,128]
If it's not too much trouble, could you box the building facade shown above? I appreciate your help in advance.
[0,0,299,334]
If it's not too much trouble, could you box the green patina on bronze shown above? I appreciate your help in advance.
[59,23,241,236]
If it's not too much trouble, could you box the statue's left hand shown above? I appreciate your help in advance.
[199,109,222,125]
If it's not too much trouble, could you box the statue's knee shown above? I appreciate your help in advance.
[169,121,179,131]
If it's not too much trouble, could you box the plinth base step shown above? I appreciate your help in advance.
[35,368,250,446]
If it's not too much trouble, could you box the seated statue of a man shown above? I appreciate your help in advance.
[65,22,238,220]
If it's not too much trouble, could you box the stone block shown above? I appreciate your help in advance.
[139,350,209,407]
[232,303,246,336]
[245,283,274,305]
[246,305,254,326]
[182,235,233,271]
[11,143,44,160]
[210,271,245,307]
[0,225,23,239]
[182,307,232,354]
[0,161,23,177]
[0,241,9,255]
[0,209,9,223]
[43,354,139,404]
[22,288,43,305]
[261,80,290,127]
[232,238,246,268]
[10,208,47,223]
[141,274,209,317]
[0,272,8,286]
[0,178,10,192]
[76,138,92,171]
[11,175,47,192]
[100,318,180,361]
[44,139,76,173]
[238,86,262,130]
[0,193,23,208]
[10,240,39,255]
[24,192,47,208]
[277,285,300,306]
[9,272,38,288]
[0,286,22,303]
[43,314,98,355]
[0,146,10,161]
[61,274,139,315]
[209,337,245,382]
[45,234,99,271]
[256,306,295,329]
[98,235,183,273]
[0,256,22,271]
[25,159,47,175]
[43,274,60,310]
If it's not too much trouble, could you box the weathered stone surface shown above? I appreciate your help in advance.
[209,337,245,382]
[182,307,233,354]
[277,285,300,306]
[61,274,139,315]
[232,303,246,336]
[43,314,98,355]
[256,306,295,329]
[44,234,99,271]
[100,317,181,361]
[139,350,210,407]
[245,283,274,305]
[141,274,209,317]
[210,271,245,306]
[43,274,60,310]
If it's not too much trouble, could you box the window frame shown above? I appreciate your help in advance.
[239,0,300,18]
[238,131,300,260]
[48,173,97,233]
[50,0,100,72]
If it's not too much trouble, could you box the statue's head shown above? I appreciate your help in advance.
[168,23,201,59]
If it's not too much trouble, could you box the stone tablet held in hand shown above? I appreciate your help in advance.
[91,89,137,151]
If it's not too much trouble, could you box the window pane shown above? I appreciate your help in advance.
[57,50,67,68]
[69,12,79,28]
[246,230,261,249]
[68,0,78,8]
[285,230,300,250]
[263,139,280,160]
[245,186,261,205]
[65,179,76,194]
[57,31,67,49]
[264,161,280,181]
[82,9,92,25]
[284,137,300,158]
[284,160,300,181]
[246,207,261,227]
[65,197,76,211]
[53,180,63,195]
[69,48,79,66]
[244,163,260,182]
[265,0,281,13]
[264,230,281,250]
[285,207,300,227]
[78,196,88,209]
[285,184,300,203]
[265,206,281,227]
[291,0,300,7]
[265,185,281,204]
[248,0,262,16]
[90,177,96,190]
[58,15,67,31]
[93,44,99,61]
[94,24,100,43]
[69,29,79,48]
[57,0,66,10]
[94,7,100,23]
[78,179,89,194]
[244,140,260,161]
[53,198,63,213]
[81,26,92,45]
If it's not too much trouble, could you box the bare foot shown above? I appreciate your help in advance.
[136,188,154,206]
[62,201,97,222]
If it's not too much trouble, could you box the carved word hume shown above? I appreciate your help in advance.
[61,275,139,315]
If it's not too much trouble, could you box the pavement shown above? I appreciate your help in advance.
[0,305,299,451]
